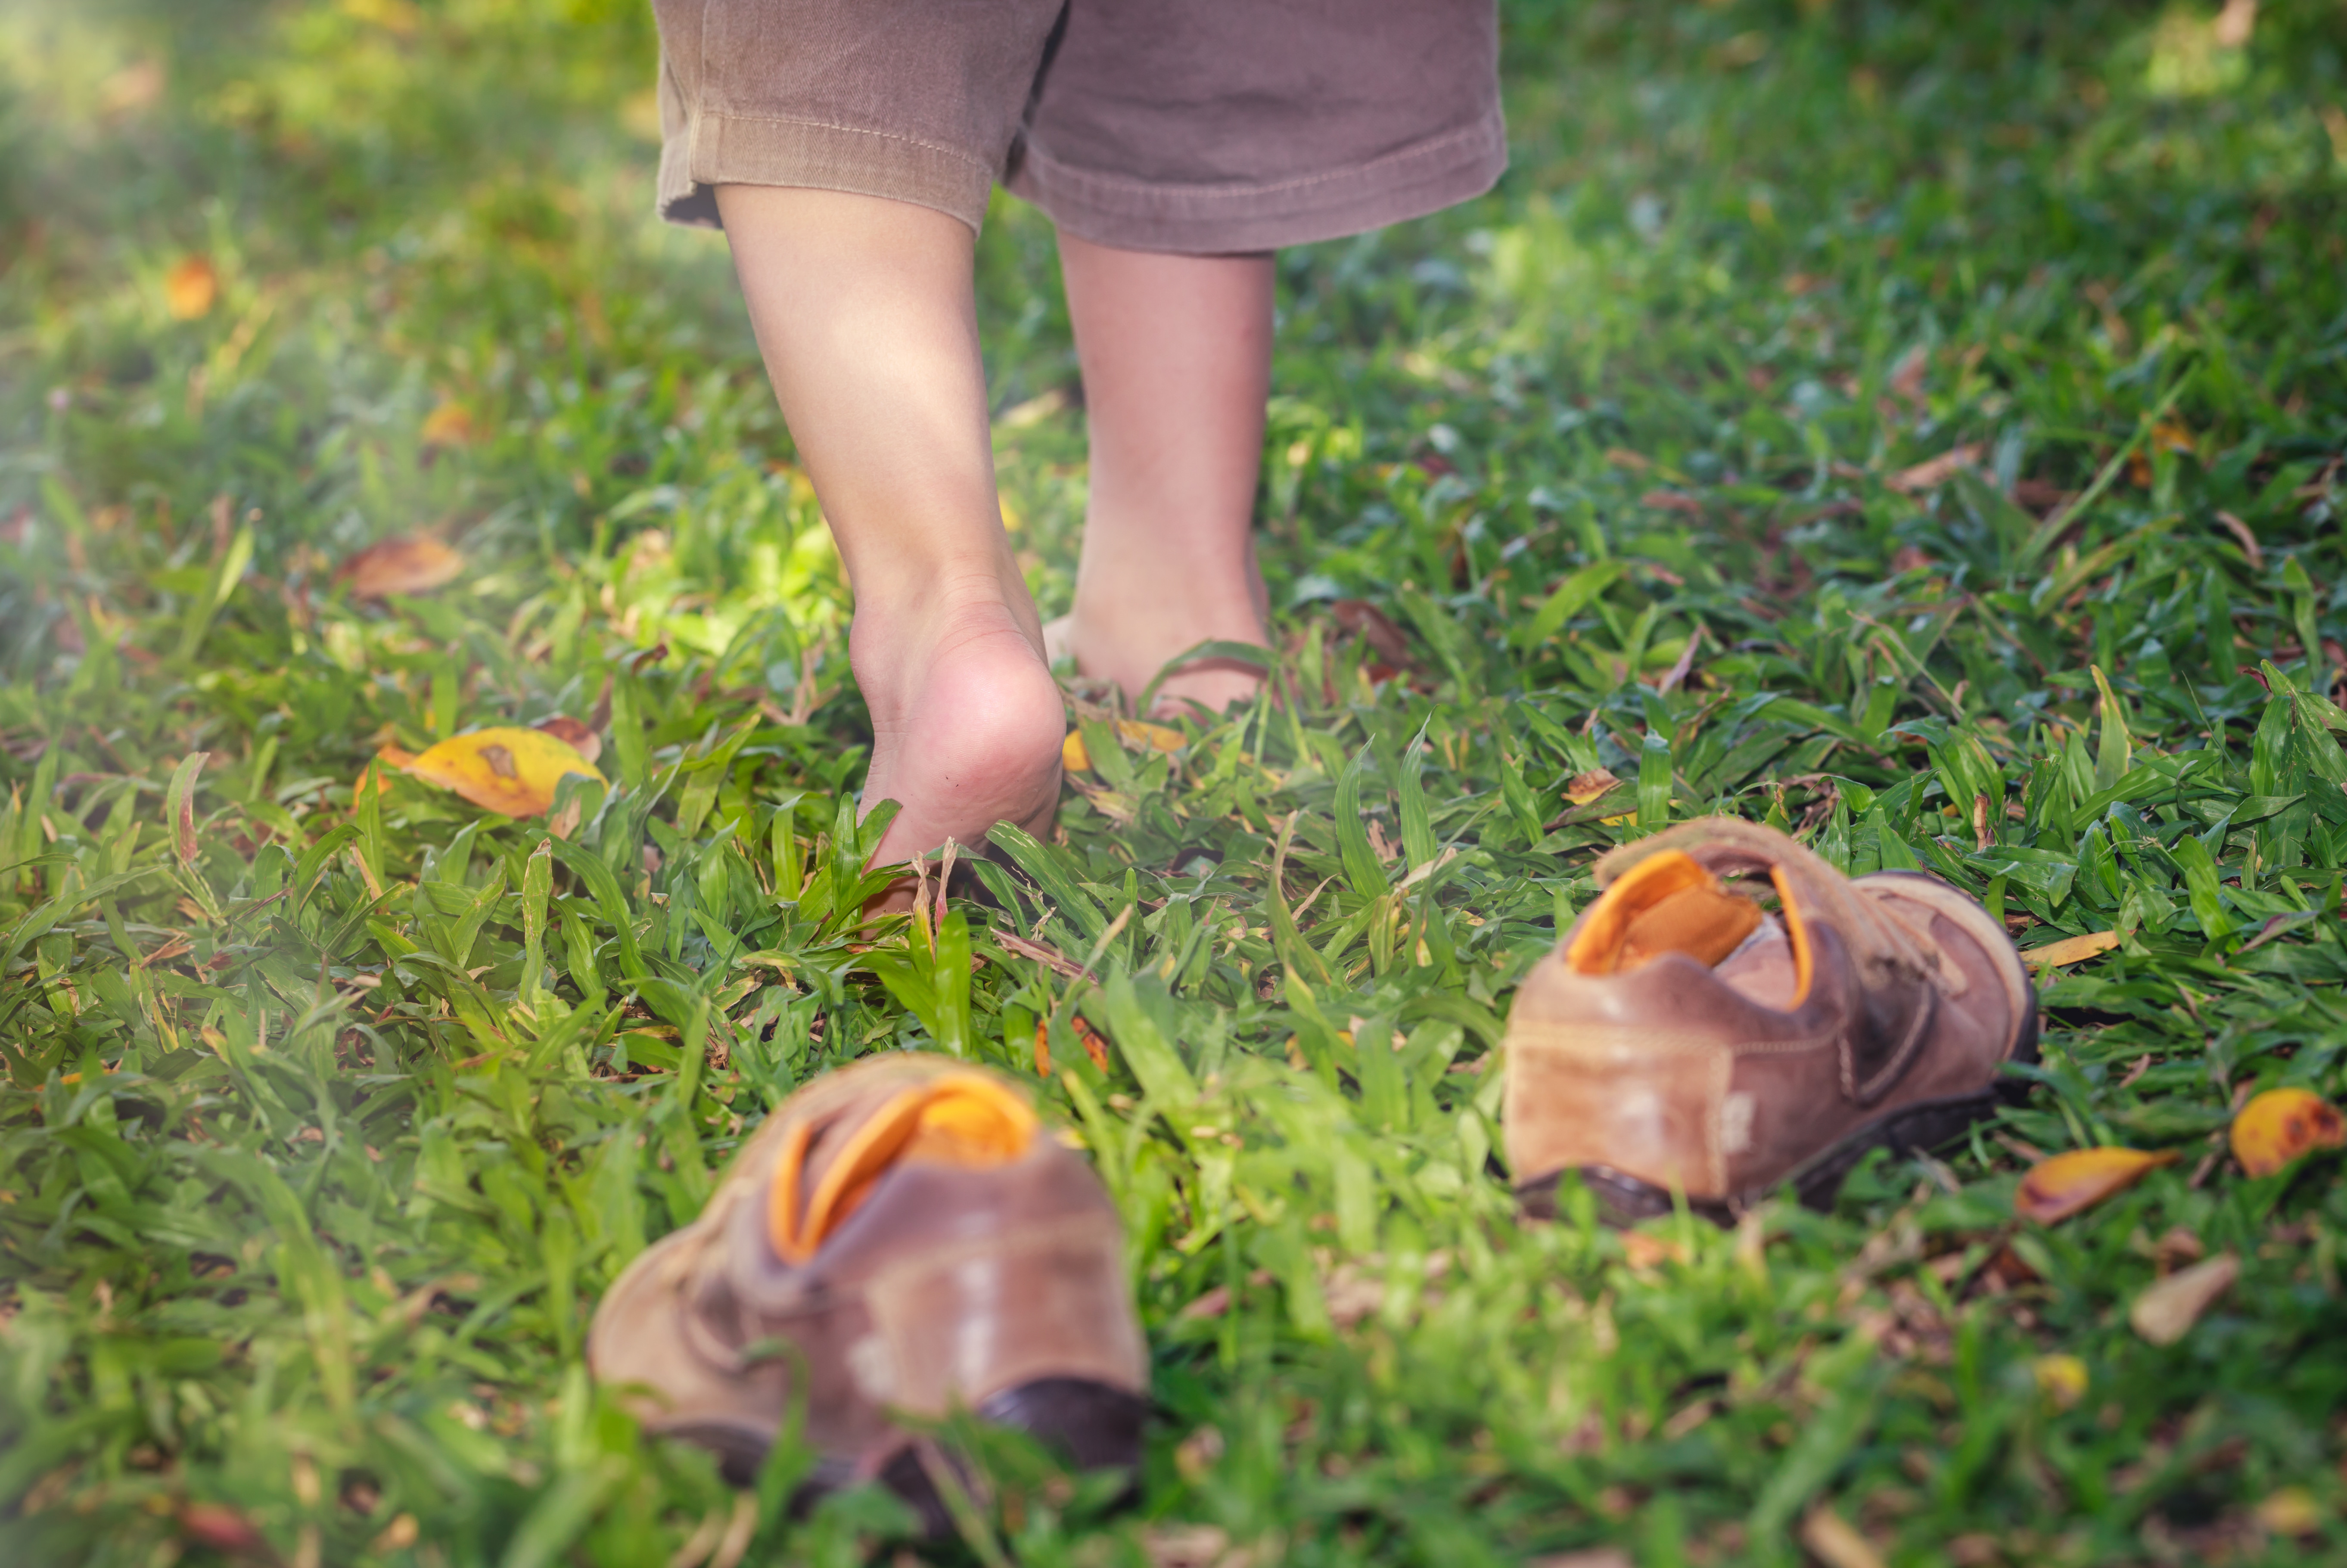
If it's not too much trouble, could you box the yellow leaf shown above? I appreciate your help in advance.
[2255,1487,2325,1538]
[165,255,218,320]
[2229,1086,2345,1178]
[1564,767,1621,805]
[2022,929,2120,968]
[2031,1354,2088,1411]
[1060,719,1185,774]
[2014,1146,2178,1223]
[2129,1252,2238,1346]
[421,401,478,448]
[397,727,603,819]
[337,535,465,599]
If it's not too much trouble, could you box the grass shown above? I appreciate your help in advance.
[4,0,2347,1562]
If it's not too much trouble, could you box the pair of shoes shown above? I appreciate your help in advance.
[1502,818,2039,1222]
[586,1055,1149,1533]
[588,820,2036,1523]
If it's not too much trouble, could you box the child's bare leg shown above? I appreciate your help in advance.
[715,186,1064,864]
[1056,235,1273,715]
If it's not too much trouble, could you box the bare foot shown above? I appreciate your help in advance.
[1061,536,1270,717]
[853,574,1065,870]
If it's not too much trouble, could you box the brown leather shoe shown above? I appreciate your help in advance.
[1503,817,2036,1222]
[587,1055,1148,1526]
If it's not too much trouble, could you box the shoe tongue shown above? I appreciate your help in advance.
[1566,849,1762,975]
[767,1072,1038,1264]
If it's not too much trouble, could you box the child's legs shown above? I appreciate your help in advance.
[715,185,1064,866]
[1057,236,1274,715]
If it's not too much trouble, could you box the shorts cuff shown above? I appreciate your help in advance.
[658,112,997,233]
[1007,105,1507,255]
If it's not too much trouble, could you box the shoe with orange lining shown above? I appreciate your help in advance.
[1503,817,2036,1223]
[586,1055,1147,1527]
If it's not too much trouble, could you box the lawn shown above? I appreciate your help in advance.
[4,0,2347,1563]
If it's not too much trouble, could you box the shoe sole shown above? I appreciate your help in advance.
[1516,869,2041,1227]
[701,1377,1147,1533]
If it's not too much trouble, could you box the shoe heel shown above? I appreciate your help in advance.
[977,1376,1148,1472]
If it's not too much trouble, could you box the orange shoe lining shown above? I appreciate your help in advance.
[1566,849,1765,976]
[1769,866,1815,1007]
[768,1073,1038,1264]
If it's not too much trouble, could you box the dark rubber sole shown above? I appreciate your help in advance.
[1515,1087,2010,1226]
[883,1378,1147,1536]
[709,1376,1146,1536]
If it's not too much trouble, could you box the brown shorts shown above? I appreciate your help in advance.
[650,0,1505,254]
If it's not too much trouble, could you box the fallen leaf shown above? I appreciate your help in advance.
[2022,928,2120,968]
[2254,1486,2324,1538]
[1565,767,1622,804]
[1885,442,1983,494]
[2126,419,2197,487]
[2032,1353,2089,1411]
[1143,1524,1233,1568]
[1888,345,1928,407]
[338,535,465,599]
[1799,1505,1886,1568]
[1330,599,1418,669]
[2129,1251,2238,1345]
[176,1502,267,1553]
[2015,1146,2179,1223]
[374,743,418,770]
[165,256,218,320]
[421,401,478,448]
[2213,509,2264,570]
[2229,1086,2345,1178]
[1070,1013,1111,1071]
[531,714,602,765]
[398,726,604,818]
[1528,1551,1633,1568]
[1620,1230,1689,1270]
[1062,718,1186,773]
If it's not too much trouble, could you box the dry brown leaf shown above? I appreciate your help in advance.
[2229,1087,2345,1178]
[2129,1252,2238,1345]
[165,256,218,321]
[2022,928,2120,968]
[1527,1551,1633,1568]
[2127,419,2198,487]
[2015,1146,2179,1223]
[99,60,167,117]
[2213,509,2265,570]
[338,535,465,599]
[1888,345,1928,407]
[1799,1505,1886,1568]
[1144,1524,1237,1568]
[1884,442,1983,494]
[531,714,602,765]
[1565,767,1622,805]
[421,401,478,448]
[1330,599,1417,668]
[397,726,603,818]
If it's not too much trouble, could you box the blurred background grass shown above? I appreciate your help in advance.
[4,3,2347,1566]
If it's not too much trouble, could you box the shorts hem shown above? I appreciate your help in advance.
[1006,104,1507,255]
[658,111,998,233]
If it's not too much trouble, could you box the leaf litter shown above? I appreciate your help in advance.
[3,3,2345,1565]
